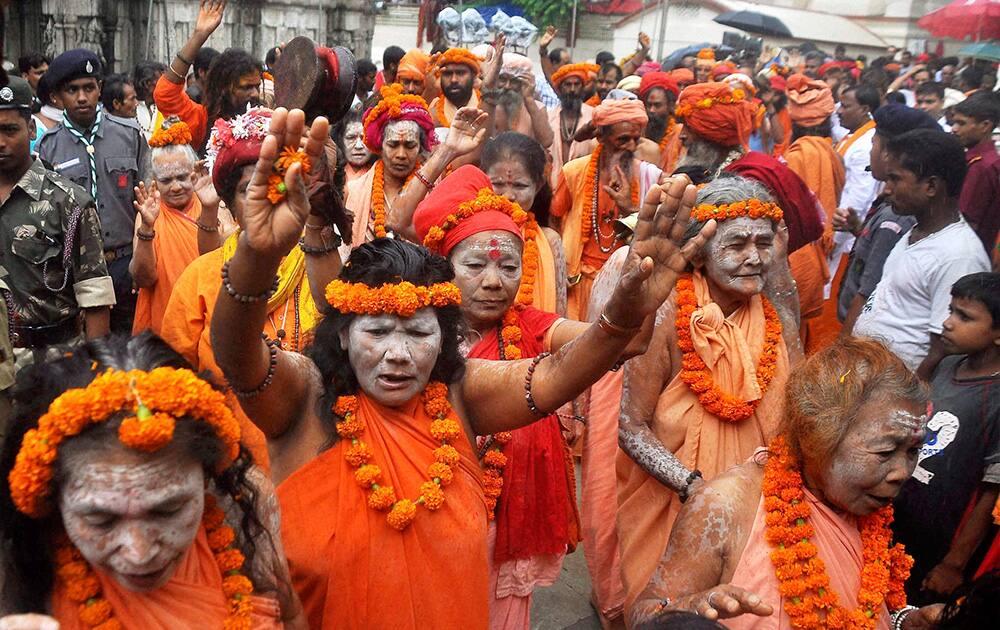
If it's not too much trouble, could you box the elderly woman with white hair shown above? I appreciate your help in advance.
[129,118,224,335]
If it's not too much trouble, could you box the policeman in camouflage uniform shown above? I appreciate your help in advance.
[0,73,115,371]
[37,49,147,334]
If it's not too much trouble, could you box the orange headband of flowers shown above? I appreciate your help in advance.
[8,368,242,519]
[148,121,194,148]
[691,198,784,223]
[674,88,747,119]
[325,280,462,317]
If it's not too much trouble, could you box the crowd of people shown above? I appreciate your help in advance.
[0,0,998,628]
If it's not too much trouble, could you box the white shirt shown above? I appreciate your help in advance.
[854,217,991,370]
[837,122,879,214]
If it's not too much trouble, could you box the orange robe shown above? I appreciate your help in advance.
[160,246,318,471]
[771,108,792,158]
[532,231,559,314]
[132,196,202,336]
[658,121,685,175]
[616,271,789,612]
[346,163,380,246]
[346,163,372,186]
[725,487,890,630]
[152,75,208,148]
[783,136,846,353]
[546,104,596,190]
[52,528,283,629]
[277,392,488,630]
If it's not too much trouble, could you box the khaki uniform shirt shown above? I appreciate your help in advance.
[0,158,116,327]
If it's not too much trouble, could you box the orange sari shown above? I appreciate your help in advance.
[132,196,202,336]
[616,271,789,612]
[277,392,488,630]
[51,528,283,629]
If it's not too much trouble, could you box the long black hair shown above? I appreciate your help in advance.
[480,132,554,227]
[204,48,263,129]
[305,238,466,442]
[0,333,272,612]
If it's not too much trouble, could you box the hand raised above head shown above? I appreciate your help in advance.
[194,0,227,36]
[443,107,489,156]
[241,108,330,259]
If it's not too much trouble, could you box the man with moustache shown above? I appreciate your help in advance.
[481,53,552,148]
[638,71,682,173]
[37,49,148,335]
[428,48,481,129]
[587,62,623,107]
[546,62,600,187]
[551,98,662,320]
[0,73,114,368]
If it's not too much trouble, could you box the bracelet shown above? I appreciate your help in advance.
[196,221,219,233]
[412,169,435,191]
[220,260,279,304]
[166,63,186,82]
[678,469,703,503]
[136,229,155,241]
[297,235,341,255]
[523,352,551,416]
[175,52,193,66]
[890,606,917,630]
[231,338,278,398]
[598,312,641,338]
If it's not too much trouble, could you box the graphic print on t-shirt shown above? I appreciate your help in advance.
[912,411,960,484]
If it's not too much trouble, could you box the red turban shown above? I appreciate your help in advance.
[413,165,524,256]
[711,62,737,80]
[675,82,756,148]
[639,72,679,99]
[786,74,834,126]
[769,74,787,92]
[592,99,648,128]
[670,68,694,84]
[362,84,437,153]
[208,107,272,194]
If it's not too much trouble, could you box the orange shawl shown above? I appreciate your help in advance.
[771,108,793,157]
[532,230,559,314]
[346,163,379,246]
[51,528,282,629]
[132,196,202,336]
[659,121,685,175]
[277,392,488,630]
[725,486,891,630]
[616,271,789,612]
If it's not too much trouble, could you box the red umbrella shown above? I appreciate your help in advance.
[918,0,1000,41]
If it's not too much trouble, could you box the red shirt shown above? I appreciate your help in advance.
[958,139,1000,252]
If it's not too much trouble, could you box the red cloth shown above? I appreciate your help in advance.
[725,151,824,254]
[210,109,272,194]
[677,82,756,148]
[468,307,579,562]
[592,99,648,128]
[711,62,737,80]
[413,164,522,255]
[639,72,679,99]
[770,75,787,92]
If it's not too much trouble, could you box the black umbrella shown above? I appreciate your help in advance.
[713,10,792,38]
[661,42,736,70]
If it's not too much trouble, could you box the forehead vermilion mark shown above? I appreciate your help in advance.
[488,238,502,260]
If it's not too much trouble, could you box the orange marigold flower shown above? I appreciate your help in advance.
[345,441,373,467]
[222,574,254,597]
[66,573,101,602]
[430,419,461,442]
[434,445,461,465]
[387,498,418,530]
[56,560,90,581]
[368,485,397,510]
[78,598,113,625]
[334,396,359,417]
[94,620,124,630]
[355,464,382,488]
[420,481,445,510]
[483,449,507,468]
[267,174,287,204]
[215,548,246,573]
[428,462,454,486]
[335,417,364,439]
[118,412,176,452]
[208,525,237,551]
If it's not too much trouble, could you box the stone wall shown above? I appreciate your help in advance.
[4,0,375,74]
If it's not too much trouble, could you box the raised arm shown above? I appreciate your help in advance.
[129,182,160,288]
[193,160,225,254]
[386,107,488,241]
[164,0,225,87]
[210,108,331,439]
[538,26,558,85]
[621,32,651,78]
[523,79,554,148]
[461,178,716,435]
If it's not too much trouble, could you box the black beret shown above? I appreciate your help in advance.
[873,103,941,141]
[0,76,33,110]
[46,49,102,91]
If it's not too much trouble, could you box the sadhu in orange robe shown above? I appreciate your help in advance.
[616,271,790,613]
[132,196,203,336]
[278,390,489,630]
[52,528,283,629]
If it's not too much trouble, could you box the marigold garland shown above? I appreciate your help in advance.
[370,160,421,238]
[54,495,253,630]
[8,368,242,519]
[674,275,782,422]
[324,280,462,317]
[148,121,194,148]
[266,146,312,205]
[585,93,602,107]
[763,435,912,629]
[674,88,747,120]
[335,382,459,530]
[435,89,482,128]
[580,144,639,251]
[658,117,677,152]
[551,63,601,88]
[691,198,784,224]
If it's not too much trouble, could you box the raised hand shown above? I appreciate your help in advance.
[241,108,330,259]
[604,176,716,328]
[443,107,489,157]
[192,159,220,209]
[194,0,226,37]
[133,181,160,230]
[540,26,557,49]
[638,32,651,51]
[481,33,506,89]
[602,165,633,212]
[832,206,861,235]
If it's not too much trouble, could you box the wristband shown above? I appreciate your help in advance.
[598,312,640,338]
[136,229,155,241]
[175,52,193,66]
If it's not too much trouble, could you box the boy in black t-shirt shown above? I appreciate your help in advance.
[892,272,1000,604]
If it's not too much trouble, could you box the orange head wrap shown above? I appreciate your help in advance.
[397,48,431,81]
[551,63,600,88]
[436,48,483,75]
[710,62,738,80]
[671,68,695,84]
[675,82,756,148]
[592,99,648,129]
[785,74,835,127]
[697,48,716,61]
[639,72,679,99]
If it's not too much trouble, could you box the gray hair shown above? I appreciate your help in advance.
[681,174,775,245]
[149,143,198,181]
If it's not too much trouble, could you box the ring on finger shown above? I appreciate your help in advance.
[706,591,719,610]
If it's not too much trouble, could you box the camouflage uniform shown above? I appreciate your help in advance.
[0,158,115,369]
